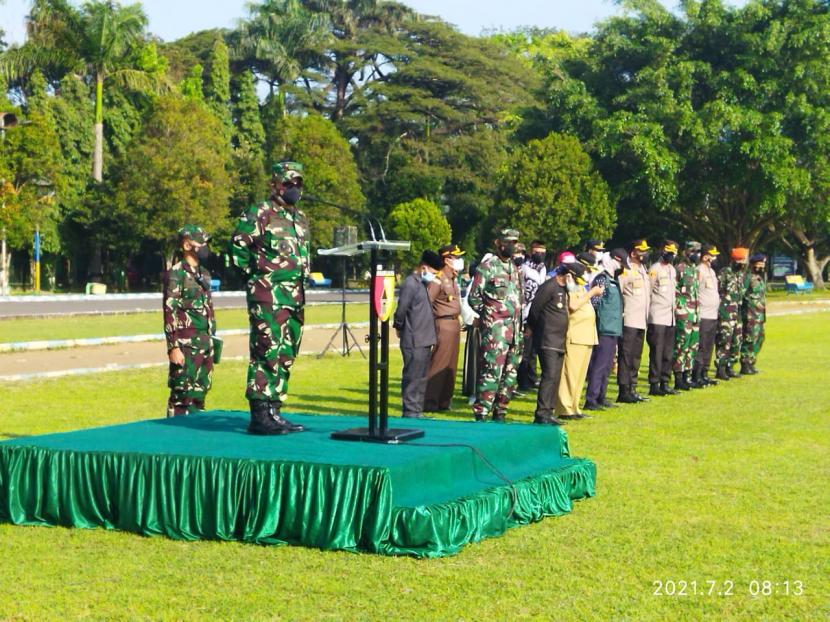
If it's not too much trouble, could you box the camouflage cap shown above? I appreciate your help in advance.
[272,161,304,183]
[178,224,209,244]
[685,241,702,252]
[498,228,520,241]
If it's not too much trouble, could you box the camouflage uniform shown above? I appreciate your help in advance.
[715,265,744,370]
[230,165,310,404]
[673,261,700,373]
[468,235,524,420]
[163,227,216,417]
[740,271,767,367]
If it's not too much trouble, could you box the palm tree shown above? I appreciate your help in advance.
[1,0,155,182]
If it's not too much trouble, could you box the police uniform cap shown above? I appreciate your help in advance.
[178,224,210,244]
[749,253,767,264]
[272,161,304,183]
[610,247,629,263]
[562,261,586,278]
[421,249,444,271]
[439,244,465,257]
[576,252,596,268]
[586,239,606,252]
[662,241,679,254]
[702,244,720,256]
[632,239,651,252]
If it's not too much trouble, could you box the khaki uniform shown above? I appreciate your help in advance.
[424,269,462,411]
[555,291,597,416]
[694,262,720,375]
[646,261,676,385]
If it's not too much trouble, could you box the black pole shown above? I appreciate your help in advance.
[340,257,348,355]
[368,246,378,437]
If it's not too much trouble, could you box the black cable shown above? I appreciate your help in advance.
[405,441,519,520]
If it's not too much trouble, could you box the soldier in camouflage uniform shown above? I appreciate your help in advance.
[468,229,524,422]
[740,253,767,375]
[163,225,216,417]
[714,247,748,380]
[230,161,310,435]
[672,242,702,391]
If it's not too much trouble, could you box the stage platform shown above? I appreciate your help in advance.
[0,412,596,557]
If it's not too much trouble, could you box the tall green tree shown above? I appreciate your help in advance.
[205,38,232,134]
[113,96,232,263]
[231,69,267,212]
[1,0,157,182]
[388,198,451,268]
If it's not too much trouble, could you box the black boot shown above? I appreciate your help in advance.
[617,385,638,404]
[660,381,678,395]
[702,370,718,386]
[749,363,759,375]
[728,366,741,378]
[270,401,304,432]
[715,364,731,381]
[686,370,703,389]
[649,382,666,397]
[248,400,290,435]
[631,385,650,402]
[740,361,752,375]
[674,371,691,391]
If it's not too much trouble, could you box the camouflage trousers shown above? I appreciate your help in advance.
[740,314,765,365]
[715,315,742,368]
[167,346,214,417]
[673,318,700,373]
[472,327,521,418]
[246,302,304,402]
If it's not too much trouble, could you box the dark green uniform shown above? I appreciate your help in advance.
[230,199,310,403]
[163,260,216,416]
[715,264,744,370]
[740,271,766,368]
[673,262,700,373]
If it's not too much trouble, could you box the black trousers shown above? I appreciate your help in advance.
[694,318,718,373]
[517,329,540,388]
[534,348,565,418]
[647,323,674,384]
[401,345,432,416]
[617,326,646,388]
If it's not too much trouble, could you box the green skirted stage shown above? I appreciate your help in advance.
[0,412,596,557]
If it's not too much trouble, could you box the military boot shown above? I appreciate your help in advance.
[740,361,753,375]
[270,401,304,432]
[660,381,678,395]
[617,385,638,404]
[728,365,741,378]
[748,363,759,375]
[649,382,666,397]
[248,400,290,435]
[631,385,650,402]
[715,364,731,381]
[686,370,703,389]
[702,370,718,386]
[674,372,691,391]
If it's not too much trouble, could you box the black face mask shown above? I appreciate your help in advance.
[282,185,302,205]
[637,252,651,264]
[709,257,718,268]
[196,245,210,261]
[753,266,765,274]
[661,252,675,263]
[498,243,515,259]
[513,255,525,267]
[531,252,546,264]
[688,252,701,265]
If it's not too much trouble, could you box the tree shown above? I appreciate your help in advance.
[388,198,451,269]
[231,69,267,212]
[1,0,157,182]
[273,113,365,248]
[205,38,232,134]
[495,133,615,252]
[113,96,231,263]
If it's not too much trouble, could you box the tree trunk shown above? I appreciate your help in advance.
[93,73,104,183]
[332,65,349,121]
[803,246,828,289]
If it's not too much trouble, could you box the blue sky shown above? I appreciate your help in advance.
[2,0,746,46]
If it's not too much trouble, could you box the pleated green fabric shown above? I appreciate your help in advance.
[0,413,596,557]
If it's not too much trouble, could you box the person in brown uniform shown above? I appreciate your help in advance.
[424,244,465,411]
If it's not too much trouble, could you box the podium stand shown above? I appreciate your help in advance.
[319,240,425,443]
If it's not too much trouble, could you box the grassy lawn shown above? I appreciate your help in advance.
[0,313,827,620]
[0,304,369,344]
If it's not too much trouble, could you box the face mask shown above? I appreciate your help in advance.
[196,245,210,261]
[282,185,302,205]
[531,252,546,264]
[637,252,650,264]
[753,265,765,274]
[661,252,675,263]
[709,257,718,267]
[421,270,436,283]
[498,242,515,259]
[513,255,525,267]
[452,258,464,272]
[688,252,701,264]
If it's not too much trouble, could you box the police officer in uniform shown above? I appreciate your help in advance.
[693,244,721,386]
[617,239,652,403]
[230,161,310,435]
[646,241,678,396]
[423,244,465,411]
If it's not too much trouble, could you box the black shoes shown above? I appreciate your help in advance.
[660,381,678,395]
[600,399,618,408]
[558,414,590,421]
[631,388,650,402]
[728,367,741,379]
[617,386,639,404]
[686,370,703,389]
[247,400,304,435]
[674,371,691,391]
[715,364,731,381]
[491,412,506,423]
[583,401,603,411]
[534,414,565,426]
[740,361,755,375]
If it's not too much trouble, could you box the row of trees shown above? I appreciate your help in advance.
[0,0,828,288]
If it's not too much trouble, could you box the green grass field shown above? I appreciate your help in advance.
[0,313,827,620]
[0,304,369,343]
